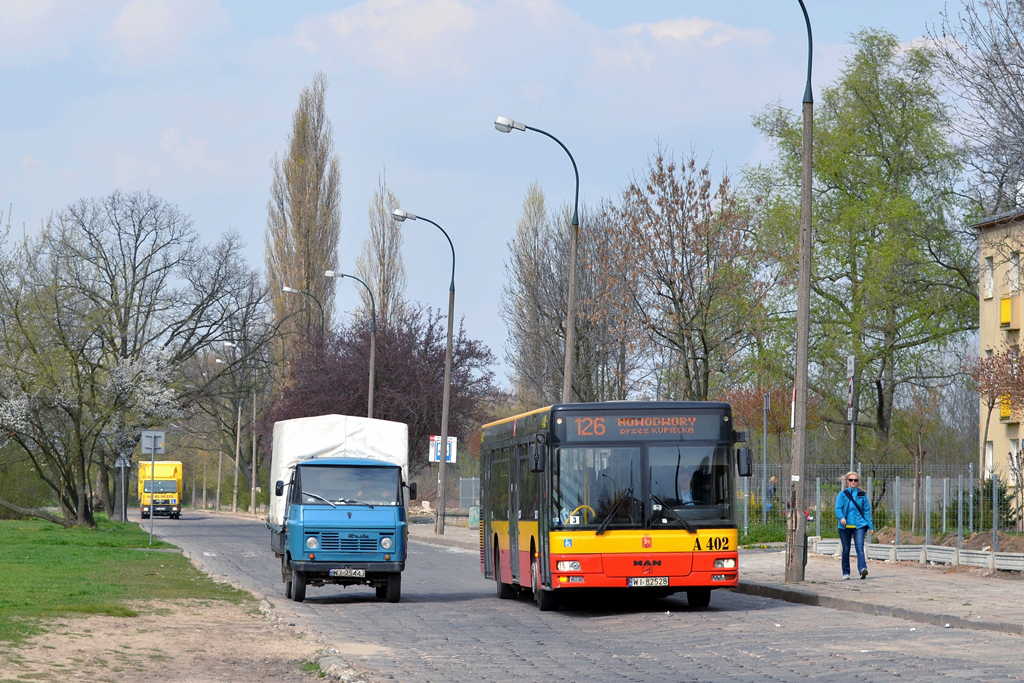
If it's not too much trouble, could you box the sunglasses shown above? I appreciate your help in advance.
[847,478,859,483]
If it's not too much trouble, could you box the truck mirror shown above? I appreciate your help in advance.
[529,442,547,473]
[408,482,418,500]
[736,447,753,477]
[275,480,284,496]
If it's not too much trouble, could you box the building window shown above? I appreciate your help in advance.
[984,256,994,299]
[985,348,994,358]
[1011,440,1020,486]
[1012,253,1021,293]
[985,441,994,478]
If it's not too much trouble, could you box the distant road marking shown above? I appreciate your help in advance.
[203,552,217,557]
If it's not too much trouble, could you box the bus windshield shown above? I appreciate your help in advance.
[551,444,732,529]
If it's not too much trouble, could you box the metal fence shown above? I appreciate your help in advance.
[459,477,479,510]
[739,463,1021,540]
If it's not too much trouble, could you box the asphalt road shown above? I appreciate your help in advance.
[148,511,1024,682]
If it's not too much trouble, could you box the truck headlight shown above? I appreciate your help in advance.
[380,537,393,550]
[714,558,736,569]
[306,536,319,550]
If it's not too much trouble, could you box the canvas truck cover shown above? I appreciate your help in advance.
[268,414,409,528]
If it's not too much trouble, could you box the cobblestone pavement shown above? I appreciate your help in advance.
[150,512,1024,682]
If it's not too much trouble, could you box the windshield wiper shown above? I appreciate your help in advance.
[596,485,634,536]
[332,498,375,509]
[650,493,696,533]
[301,491,337,508]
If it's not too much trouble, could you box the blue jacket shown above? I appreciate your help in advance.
[835,487,873,530]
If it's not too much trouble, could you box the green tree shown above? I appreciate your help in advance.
[747,30,976,449]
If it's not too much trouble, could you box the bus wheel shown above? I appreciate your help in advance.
[532,556,557,612]
[687,589,711,609]
[291,571,307,603]
[495,548,514,600]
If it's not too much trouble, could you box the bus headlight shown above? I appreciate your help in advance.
[556,561,581,571]
[306,536,319,550]
[714,558,736,569]
[380,537,393,550]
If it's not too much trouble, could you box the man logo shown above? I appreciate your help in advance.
[633,559,662,567]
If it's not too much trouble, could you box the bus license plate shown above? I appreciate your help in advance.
[329,568,365,578]
[629,577,669,587]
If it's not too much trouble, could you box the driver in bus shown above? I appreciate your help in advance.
[596,453,640,521]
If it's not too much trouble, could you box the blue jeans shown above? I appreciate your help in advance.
[838,526,867,576]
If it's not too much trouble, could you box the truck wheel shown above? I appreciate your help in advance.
[284,578,293,600]
[687,589,711,609]
[291,571,306,602]
[384,573,401,603]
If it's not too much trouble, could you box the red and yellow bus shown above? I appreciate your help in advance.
[480,401,752,611]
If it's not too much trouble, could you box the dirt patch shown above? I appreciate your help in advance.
[872,527,1024,553]
[0,599,342,683]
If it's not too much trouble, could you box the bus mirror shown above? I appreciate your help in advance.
[733,430,749,444]
[408,482,418,500]
[275,480,284,496]
[529,443,547,473]
[736,448,753,477]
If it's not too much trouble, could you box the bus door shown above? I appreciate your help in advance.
[482,448,493,578]
[508,444,522,584]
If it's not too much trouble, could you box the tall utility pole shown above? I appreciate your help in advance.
[787,0,813,583]
[232,400,241,513]
[250,375,258,516]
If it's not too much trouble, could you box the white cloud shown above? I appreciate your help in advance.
[0,0,100,66]
[105,0,230,63]
[625,16,771,49]
[291,0,479,80]
[159,129,230,176]
[22,155,40,167]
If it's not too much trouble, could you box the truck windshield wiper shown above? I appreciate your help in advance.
[650,493,696,533]
[333,498,375,509]
[595,485,634,536]
[301,491,337,508]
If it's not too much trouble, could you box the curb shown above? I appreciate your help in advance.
[409,532,478,552]
[732,580,1024,636]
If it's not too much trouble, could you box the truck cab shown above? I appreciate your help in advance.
[273,457,416,602]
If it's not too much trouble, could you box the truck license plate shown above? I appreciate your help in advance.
[329,568,365,578]
[628,577,669,587]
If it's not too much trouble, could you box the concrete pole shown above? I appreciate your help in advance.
[232,401,241,513]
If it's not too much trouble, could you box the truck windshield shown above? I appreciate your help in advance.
[142,481,178,493]
[296,465,400,506]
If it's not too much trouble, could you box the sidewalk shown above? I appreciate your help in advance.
[409,524,1024,635]
[736,547,1024,636]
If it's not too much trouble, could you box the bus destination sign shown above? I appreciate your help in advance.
[558,412,723,442]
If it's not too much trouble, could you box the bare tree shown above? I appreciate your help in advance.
[609,149,776,401]
[934,1,1024,216]
[355,173,406,327]
[266,72,342,346]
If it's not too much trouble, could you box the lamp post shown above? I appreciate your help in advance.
[215,355,242,514]
[494,116,580,403]
[787,0,814,583]
[393,208,455,535]
[326,270,377,418]
[282,285,325,338]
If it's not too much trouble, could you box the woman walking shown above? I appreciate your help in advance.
[834,471,873,580]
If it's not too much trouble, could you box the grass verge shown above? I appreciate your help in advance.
[0,516,249,645]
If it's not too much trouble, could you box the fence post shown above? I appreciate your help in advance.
[993,473,999,553]
[942,478,948,534]
[957,474,963,550]
[895,476,901,545]
[814,477,820,538]
[969,463,974,533]
[924,475,931,547]
[866,476,872,522]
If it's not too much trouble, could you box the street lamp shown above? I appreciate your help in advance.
[787,0,814,583]
[392,208,455,535]
[494,115,580,404]
[282,285,325,338]
[326,270,377,419]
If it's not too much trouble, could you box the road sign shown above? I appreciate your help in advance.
[140,430,165,454]
[114,455,131,469]
[429,435,457,463]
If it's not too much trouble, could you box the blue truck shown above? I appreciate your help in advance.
[268,414,416,603]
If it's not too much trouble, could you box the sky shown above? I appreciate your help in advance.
[0,0,959,388]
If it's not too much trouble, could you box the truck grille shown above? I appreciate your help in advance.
[315,532,379,552]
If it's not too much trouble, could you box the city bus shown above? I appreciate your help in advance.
[479,401,752,611]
